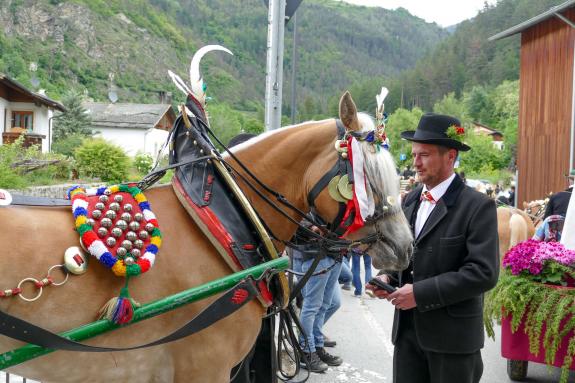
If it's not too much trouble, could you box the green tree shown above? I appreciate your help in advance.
[74,139,129,183]
[386,107,424,165]
[433,93,468,124]
[52,91,93,143]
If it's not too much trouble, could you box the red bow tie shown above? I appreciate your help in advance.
[420,191,436,204]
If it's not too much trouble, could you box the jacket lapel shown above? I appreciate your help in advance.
[415,174,465,244]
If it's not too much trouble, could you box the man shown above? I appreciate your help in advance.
[292,220,343,373]
[368,113,499,383]
[544,169,575,219]
[508,185,516,207]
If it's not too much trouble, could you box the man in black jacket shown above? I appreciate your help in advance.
[369,113,499,383]
[544,169,575,219]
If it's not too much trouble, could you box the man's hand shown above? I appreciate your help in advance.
[387,284,417,310]
[366,275,392,299]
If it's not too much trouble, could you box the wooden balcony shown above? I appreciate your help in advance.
[2,131,45,149]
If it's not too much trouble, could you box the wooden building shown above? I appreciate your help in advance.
[490,0,575,203]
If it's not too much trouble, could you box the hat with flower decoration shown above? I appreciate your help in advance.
[400,113,470,152]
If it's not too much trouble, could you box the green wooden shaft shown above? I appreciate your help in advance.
[0,257,289,370]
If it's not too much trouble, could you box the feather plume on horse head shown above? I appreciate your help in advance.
[168,44,233,107]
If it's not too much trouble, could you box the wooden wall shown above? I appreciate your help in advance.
[517,9,575,204]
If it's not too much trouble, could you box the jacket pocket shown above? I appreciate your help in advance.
[446,296,483,317]
[439,235,465,247]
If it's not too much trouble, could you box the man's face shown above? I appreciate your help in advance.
[411,142,456,189]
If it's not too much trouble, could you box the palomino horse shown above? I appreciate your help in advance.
[0,93,413,382]
[497,207,535,260]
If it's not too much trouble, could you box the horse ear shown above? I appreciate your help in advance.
[339,91,361,131]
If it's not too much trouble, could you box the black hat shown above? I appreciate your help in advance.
[400,113,470,152]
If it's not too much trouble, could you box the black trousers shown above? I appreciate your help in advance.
[393,311,483,383]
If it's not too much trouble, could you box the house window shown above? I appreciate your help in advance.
[11,111,34,132]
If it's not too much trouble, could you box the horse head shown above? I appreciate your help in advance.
[319,92,413,270]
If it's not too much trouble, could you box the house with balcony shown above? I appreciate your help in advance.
[0,74,65,153]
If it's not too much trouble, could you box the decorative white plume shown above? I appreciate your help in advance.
[376,87,389,117]
[167,44,233,107]
[189,45,233,106]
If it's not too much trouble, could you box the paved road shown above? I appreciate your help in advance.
[293,286,575,383]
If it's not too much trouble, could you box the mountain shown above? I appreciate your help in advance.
[0,0,447,118]
[382,0,567,112]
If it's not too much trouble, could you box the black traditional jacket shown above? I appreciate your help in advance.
[390,174,499,353]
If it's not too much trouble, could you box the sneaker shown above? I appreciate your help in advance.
[324,337,337,348]
[316,347,343,366]
[300,351,328,373]
[342,284,352,291]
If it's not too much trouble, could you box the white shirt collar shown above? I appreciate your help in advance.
[422,173,456,203]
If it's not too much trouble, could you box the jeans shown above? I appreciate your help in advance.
[292,252,342,352]
[338,256,352,287]
[352,253,372,295]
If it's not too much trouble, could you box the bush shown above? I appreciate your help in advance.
[52,133,86,157]
[133,152,154,174]
[74,139,129,183]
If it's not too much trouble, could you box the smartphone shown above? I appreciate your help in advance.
[368,278,397,293]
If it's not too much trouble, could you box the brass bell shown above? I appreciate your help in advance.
[104,189,112,196]
[116,220,128,230]
[114,195,123,203]
[92,210,102,219]
[116,247,127,257]
[126,231,137,241]
[129,221,140,231]
[111,227,123,238]
[124,257,135,265]
[123,203,133,212]
[121,212,132,222]
[131,248,141,258]
[121,240,133,250]
[99,195,109,203]
[134,239,144,249]
[106,237,117,247]
[105,210,117,220]
[95,202,105,211]
[87,218,96,226]
[109,202,120,212]
[134,213,144,222]
[97,227,108,237]
[100,218,113,228]
[145,223,155,232]
[139,230,149,240]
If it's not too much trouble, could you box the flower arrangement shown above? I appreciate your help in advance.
[485,240,575,382]
[446,125,466,142]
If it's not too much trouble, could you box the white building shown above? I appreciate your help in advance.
[0,74,65,153]
[84,102,176,156]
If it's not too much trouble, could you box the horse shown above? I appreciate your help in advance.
[523,199,548,228]
[497,207,535,261]
[0,92,413,382]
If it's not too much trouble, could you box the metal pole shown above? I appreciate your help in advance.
[0,257,289,369]
[290,11,298,125]
[264,0,287,130]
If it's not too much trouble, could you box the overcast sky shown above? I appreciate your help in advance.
[338,0,498,27]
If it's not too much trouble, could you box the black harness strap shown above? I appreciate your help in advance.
[0,278,258,353]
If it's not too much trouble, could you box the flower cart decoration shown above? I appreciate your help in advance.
[485,239,575,383]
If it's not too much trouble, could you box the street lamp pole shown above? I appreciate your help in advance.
[264,0,286,131]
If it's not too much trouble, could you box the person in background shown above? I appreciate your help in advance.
[533,215,565,242]
[339,253,352,291]
[368,113,499,383]
[350,248,372,297]
[292,220,343,373]
[544,169,575,219]
[508,185,516,207]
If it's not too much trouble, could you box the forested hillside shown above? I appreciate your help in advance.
[382,0,565,113]
[0,0,446,117]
